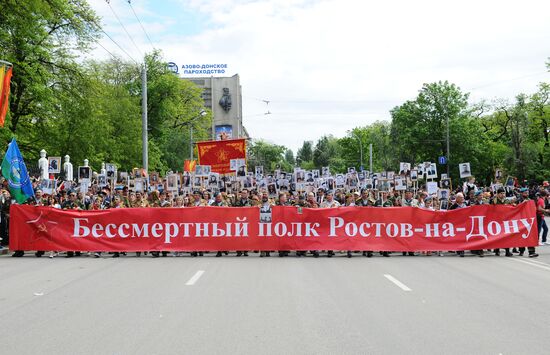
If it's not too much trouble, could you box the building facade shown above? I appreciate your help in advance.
[185,74,248,140]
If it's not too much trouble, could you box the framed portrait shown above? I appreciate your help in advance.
[347,167,356,174]
[439,199,449,210]
[495,169,503,181]
[426,181,439,195]
[48,157,61,174]
[208,172,219,188]
[78,166,91,181]
[410,169,418,182]
[440,178,451,190]
[118,172,128,184]
[322,166,330,177]
[236,165,246,177]
[267,183,278,198]
[312,170,320,179]
[255,166,264,175]
[347,173,358,188]
[441,173,448,180]
[230,159,246,173]
[134,178,145,193]
[166,174,179,191]
[399,162,411,176]
[394,177,406,191]
[327,177,335,191]
[182,172,191,188]
[105,163,116,179]
[438,189,450,200]
[426,163,437,179]
[193,176,202,188]
[387,171,395,180]
[335,174,345,188]
[98,174,107,187]
[459,163,472,179]
[133,168,142,179]
[149,172,160,185]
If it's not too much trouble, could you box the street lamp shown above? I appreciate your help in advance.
[189,110,207,160]
[351,132,364,170]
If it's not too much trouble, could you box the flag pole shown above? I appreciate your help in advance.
[0,60,13,67]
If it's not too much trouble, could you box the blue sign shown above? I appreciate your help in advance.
[438,156,447,165]
[167,62,178,74]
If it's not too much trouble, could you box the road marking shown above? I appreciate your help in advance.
[186,270,205,286]
[384,274,412,292]
[509,258,550,272]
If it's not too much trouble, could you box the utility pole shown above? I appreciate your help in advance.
[141,64,148,171]
[189,126,194,160]
[446,113,450,177]
[369,144,373,173]
[352,133,364,170]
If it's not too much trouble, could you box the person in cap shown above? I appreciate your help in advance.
[469,191,486,257]
[304,192,322,257]
[401,189,419,207]
[471,190,485,205]
[449,193,469,257]
[233,189,252,257]
[61,190,84,258]
[492,188,513,257]
[515,189,544,257]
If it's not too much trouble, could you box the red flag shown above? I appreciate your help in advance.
[0,66,13,127]
[196,139,246,174]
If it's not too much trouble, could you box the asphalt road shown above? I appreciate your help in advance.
[2,247,550,355]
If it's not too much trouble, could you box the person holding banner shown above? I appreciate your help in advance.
[516,189,539,257]
[449,193,469,257]
[233,189,252,257]
[492,189,513,257]
[62,191,83,258]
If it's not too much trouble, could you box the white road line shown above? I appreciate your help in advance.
[509,258,550,272]
[185,270,205,286]
[384,274,412,292]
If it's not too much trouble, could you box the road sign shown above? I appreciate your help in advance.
[438,156,447,165]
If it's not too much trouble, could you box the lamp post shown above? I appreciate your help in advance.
[351,132,364,170]
[189,110,207,160]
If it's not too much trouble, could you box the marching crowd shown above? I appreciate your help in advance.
[1,170,548,259]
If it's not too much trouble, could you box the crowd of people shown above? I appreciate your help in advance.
[1,167,548,259]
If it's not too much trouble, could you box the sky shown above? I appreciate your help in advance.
[87,0,550,153]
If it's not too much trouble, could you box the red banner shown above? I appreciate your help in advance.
[9,203,537,252]
[196,138,246,174]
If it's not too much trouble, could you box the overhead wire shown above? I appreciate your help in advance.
[105,0,143,58]
[126,0,155,50]
[99,29,139,65]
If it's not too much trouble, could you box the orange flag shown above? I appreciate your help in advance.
[184,160,196,172]
[0,66,13,127]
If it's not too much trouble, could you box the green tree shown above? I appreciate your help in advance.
[296,140,313,166]
[284,149,295,166]
[0,0,100,142]
[247,139,291,172]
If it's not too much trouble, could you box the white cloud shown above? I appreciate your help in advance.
[88,0,550,153]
